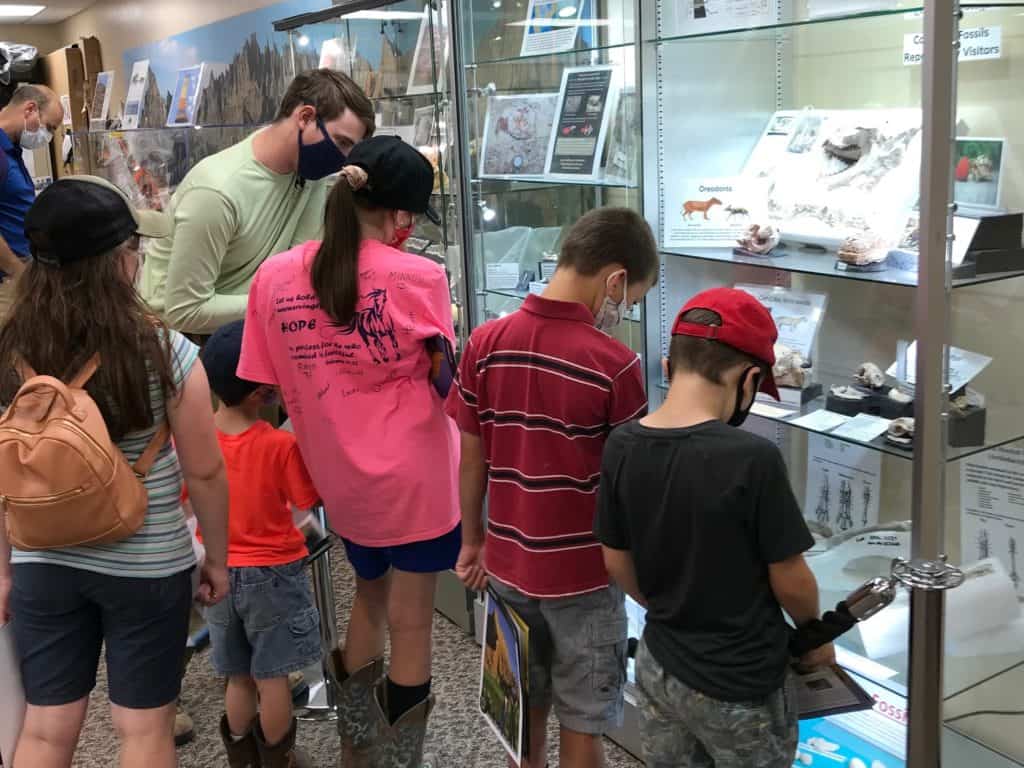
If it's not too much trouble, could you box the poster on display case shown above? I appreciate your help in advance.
[166,64,206,127]
[89,71,114,130]
[480,588,529,765]
[519,0,588,56]
[544,65,617,179]
[122,60,150,130]
[805,434,882,534]
[407,5,448,95]
[661,0,778,37]
[480,93,559,178]
[663,177,761,247]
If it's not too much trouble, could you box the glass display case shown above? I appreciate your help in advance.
[454,0,644,357]
[633,0,1024,765]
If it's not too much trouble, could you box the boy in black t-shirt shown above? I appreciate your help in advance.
[594,287,833,768]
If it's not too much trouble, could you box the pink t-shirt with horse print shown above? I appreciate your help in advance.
[238,239,460,547]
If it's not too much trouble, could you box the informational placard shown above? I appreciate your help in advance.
[886,341,992,393]
[407,5,448,95]
[486,262,521,290]
[661,0,778,37]
[961,443,1024,597]
[831,414,892,444]
[903,26,1001,66]
[805,434,881,533]
[545,66,616,179]
[89,70,114,130]
[735,284,827,359]
[480,94,559,178]
[520,0,587,56]
[122,59,150,130]
[166,64,205,127]
[663,177,762,247]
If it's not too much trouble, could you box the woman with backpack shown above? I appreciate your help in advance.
[0,175,229,768]
[238,136,459,768]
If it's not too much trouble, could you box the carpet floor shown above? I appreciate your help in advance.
[70,554,644,768]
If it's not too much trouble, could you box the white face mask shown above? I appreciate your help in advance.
[594,270,628,333]
[20,117,52,150]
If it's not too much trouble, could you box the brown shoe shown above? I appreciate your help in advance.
[329,648,385,767]
[219,714,261,768]
[255,718,311,768]
[174,703,195,747]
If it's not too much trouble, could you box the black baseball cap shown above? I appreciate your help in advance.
[200,320,261,407]
[345,136,441,225]
[25,175,171,268]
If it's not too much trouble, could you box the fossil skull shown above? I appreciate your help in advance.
[854,362,886,390]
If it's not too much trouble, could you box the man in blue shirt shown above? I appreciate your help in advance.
[0,84,62,320]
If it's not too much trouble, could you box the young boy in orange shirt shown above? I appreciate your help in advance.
[200,320,322,768]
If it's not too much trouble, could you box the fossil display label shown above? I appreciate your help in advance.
[961,444,1024,597]
[805,434,881,535]
[903,26,1002,66]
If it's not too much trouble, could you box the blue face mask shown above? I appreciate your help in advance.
[297,117,346,180]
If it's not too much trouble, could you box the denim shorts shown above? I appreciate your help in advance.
[10,562,192,709]
[342,523,461,582]
[489,579,628,735]
[205,558,322,680]
[635,637,798,768]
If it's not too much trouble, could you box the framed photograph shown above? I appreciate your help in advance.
[480,93,558,178]
[954,137,1005,212]
[407,6,449,95]
[413,106,436,147]
[89,71,114,131]
[166,64,206,127]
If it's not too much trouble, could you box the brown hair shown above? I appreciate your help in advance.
[276,69,375,138]
[557,207,659,284]
[312,180,376,325]
[0,242,178,441]
[669,308,763,384]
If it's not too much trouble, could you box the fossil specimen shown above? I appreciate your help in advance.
[736,223,781,255]
[854,362,887,390]
[886,417,915,447]
[837,234,889,266]
[830,385,866,401]
[774,344,809,388]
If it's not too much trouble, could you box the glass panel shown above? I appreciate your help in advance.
[943,4,1024,765]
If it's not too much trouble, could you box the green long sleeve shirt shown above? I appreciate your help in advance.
[140,132,327,334]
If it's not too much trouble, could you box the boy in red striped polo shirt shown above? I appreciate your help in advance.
[447,207,659,767]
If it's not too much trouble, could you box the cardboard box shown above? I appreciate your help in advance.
[42,45,87,176]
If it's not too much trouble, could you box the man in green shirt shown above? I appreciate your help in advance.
[141,69,375,335]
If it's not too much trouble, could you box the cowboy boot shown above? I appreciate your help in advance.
[254,718,311,768]
[329,647,385,767]
[368,680,435,768]
[218,714,261,768]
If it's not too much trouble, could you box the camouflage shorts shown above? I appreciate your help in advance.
[635,638,797,768]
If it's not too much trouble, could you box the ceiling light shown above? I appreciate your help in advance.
[557,4,577,17]
[0,4,45,18]
[297,34,310,46]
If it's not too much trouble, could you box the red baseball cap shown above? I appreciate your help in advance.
[671,287,780,400]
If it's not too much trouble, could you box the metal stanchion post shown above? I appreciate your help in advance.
[296,505,340,722]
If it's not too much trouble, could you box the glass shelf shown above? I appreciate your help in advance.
[649,2,1024,45]
[469,40,636,68]
[656,378,1024,462]
[661,246,1024,289]
[475,174,639,192]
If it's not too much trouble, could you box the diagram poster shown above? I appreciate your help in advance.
[520,0,587,56]
[122,60,150,130]
[481,93,558,178]
[805,434,881,534]
[663,0,778,36]
[663,177,762,248]
[166,64,205,127]
[961,444,1024,596]
[545,65,616,179]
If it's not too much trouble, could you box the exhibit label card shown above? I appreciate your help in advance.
[735,284,827,360]
[520,0,587,56]
[660,0,778,37]
[89,71,114,131]
[831,413,892,444]
[805,434,881,533]
[886,341,992,393]
[903,26,1001,66]
[486,263,521,291]
[663,177,759,248]
[166,64,206,127]
[122,59,150,130]
[545,65,616,179]
[960,443,1024,598]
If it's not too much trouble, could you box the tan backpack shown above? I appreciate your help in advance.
[0,355,169,551]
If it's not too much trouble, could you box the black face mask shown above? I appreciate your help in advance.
[297,117,347,180]
[728,366,763,427]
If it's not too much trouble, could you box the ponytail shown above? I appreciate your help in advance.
[312,178,362,325]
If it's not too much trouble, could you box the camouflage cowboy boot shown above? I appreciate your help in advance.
[329,648,385,767]
[365,679,435,768]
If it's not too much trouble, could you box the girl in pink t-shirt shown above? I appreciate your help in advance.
[238,136,458,766]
